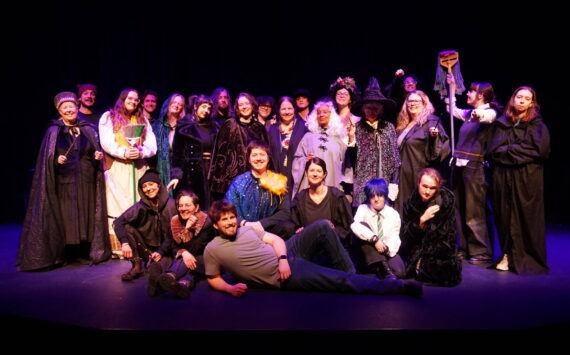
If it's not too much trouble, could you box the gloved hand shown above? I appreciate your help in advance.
[388,183,399,201]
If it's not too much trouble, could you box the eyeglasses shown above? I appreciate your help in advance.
[404,80,417,85]
[407,99,423,105]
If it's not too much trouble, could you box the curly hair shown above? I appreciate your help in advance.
[306,98,346,138]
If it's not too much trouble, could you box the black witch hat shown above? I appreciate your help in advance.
[350,77,396,116]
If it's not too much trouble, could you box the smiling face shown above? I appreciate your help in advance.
[258,104,272,119]
[177,195,198,220]
[142,94,157,113]
[195,103,212,121]
[168,95,185,117]
[213,211,238,237]
[306,162,327,187]
[142,181,160,200]
[316,104,332,128]
[279,100,295,123]
[406,93,424,117]
[335,88,351,107]
[80,90,96,107]
[249,147,269,174]
[403,76,417,93]
[124,91,140,113]
[237,96,253,118]
[58,102,78,124]
[418,175,439,203]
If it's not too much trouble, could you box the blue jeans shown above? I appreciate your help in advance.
[165,255,205,288]
[282,220,403,295]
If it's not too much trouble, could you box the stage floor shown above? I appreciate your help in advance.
[2,223,570,333]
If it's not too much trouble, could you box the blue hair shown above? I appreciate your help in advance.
[364,178,388,201]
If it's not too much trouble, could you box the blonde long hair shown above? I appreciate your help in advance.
[396,90,434,133]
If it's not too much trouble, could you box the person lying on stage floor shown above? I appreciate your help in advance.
[203,200,423,298]
[399,168,462,287]
[351,178,406,280]
[113,169,177,281]
[225,141,296,240]
[147,190,215,299]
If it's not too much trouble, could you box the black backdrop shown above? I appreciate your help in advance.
[1,1,568,223]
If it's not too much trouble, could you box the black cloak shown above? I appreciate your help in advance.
[17,119,110,271]
[208,118,270,195]
[400,186,462,286]
[487,115,550,274]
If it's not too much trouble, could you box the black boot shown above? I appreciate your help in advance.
[159,273,190,299]
[121,257,144,281]
[375,261,398,280]
[147,262,163,296]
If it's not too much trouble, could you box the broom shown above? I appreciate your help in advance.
[434,50,466,157]
[123,124,145,204]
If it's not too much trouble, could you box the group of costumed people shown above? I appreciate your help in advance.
[16,71,550,298]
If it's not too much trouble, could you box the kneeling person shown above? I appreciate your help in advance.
[147,190,215,299]
[114,169,177,281]
[351,178,405,280]
[204,200,422,298]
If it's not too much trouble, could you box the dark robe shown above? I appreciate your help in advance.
[400,186,462,287]
[171,117,220,208]
[394,115,450,215]
[208,117,270,195]
[267,117,309,192]
[17,119,110,271]
[113,173,177,261]
[290,186,354,247]
[487,114,550,274]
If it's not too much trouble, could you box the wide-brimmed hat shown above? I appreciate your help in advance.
[351,77,396,116]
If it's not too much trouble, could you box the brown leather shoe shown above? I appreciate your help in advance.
[121,258,144,281]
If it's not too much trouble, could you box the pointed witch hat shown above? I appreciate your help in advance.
[350,77,396,116]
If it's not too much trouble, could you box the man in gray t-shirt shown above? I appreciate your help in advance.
[204,200,423,298]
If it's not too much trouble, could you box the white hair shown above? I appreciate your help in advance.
[305,99,346,138]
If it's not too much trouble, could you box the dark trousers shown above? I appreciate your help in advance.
[360,242,406,278]
[266,220,296,240]
[452,162,492,258]
[281,219,403,295]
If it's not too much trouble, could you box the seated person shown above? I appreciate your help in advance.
[225,140,296,239]
[113,169,177,281]
[351,178,405,280]
[147,190,215,299]
[290,157,353,248]
[203,200,423,298]
[399,168,462,287]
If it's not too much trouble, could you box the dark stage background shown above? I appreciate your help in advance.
[1,1,568,224]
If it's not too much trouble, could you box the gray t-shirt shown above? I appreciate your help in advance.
[204,226,280,288]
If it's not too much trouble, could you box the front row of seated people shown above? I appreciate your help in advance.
[112,142,460,299]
